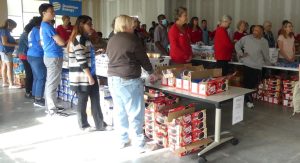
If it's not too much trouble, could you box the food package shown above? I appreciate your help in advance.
[192,128,208,142]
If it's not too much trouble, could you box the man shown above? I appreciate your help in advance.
[154,14,169,55]
[235,25,271,108]
[148,21,156,41]
[56,15,73,42]
[263,21,275,48]
[201,19,211,45]
[39,3,66,115]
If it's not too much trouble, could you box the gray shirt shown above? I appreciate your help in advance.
[154,24,169,54]
[235,35,271,70]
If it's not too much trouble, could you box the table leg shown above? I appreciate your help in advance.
[198,107,234,156]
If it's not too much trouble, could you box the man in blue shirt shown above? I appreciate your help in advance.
[39,3,66,115]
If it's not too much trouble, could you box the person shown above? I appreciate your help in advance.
[263,21,276,48]
[233,20,247,43]
[168,7,192,64]
[277,21,295,63]
[39,3,66,115]
[235,25,271,108]
[278,20,289,36]
[214,15,234,76]
[56,15,73,42]
[249,25,256,34]
[201,19,211,45]
[148,21,156,41]
[154,14,169,55]
[0,19,20,88]
[16,19,36,97]
[134,19,147,46]
[27,16,46,107]
[68,15,106,131]
[96,32,107,50]
[106,15,158,152]
[108,17,116,39]
[187,17,202,44]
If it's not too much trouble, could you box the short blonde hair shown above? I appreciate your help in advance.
[221,15,232,22]
[114,15,134,34]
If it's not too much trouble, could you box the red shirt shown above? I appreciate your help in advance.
[56,25,73,42]
[168,24,193,64]
[187,27,203,44]
[233,31,247,41]
[19,54,27,60]
[214,27,234,61]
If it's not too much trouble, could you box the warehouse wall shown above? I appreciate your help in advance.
[165,0,300,38]
[0,0,8,25]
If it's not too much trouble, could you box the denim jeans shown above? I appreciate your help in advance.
[108,76,145,147]
[28,56,46,98]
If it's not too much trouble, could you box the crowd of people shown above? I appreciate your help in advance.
[0,3,299,153]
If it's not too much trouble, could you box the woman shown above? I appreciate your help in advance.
[278,21,295,63]
[214,15,234,76]
[187,17,203,44]
[106,15,157,152]
[68,15,106,131]
[16,19,36,98]
[168,7,192,64]
[233,20,247,43]
[56,15,73,42]
[0,19,19,88]
[263,21,276,48]
[27,17,46,107]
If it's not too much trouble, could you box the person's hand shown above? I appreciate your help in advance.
[149,73,160,84]
[88,76,95,85]
[287,56,295,62]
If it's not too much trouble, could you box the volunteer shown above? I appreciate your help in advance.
[187,17,202,44]
[106,15,158,153]
[154,14,169,55]
[235,25,271,108]
[277,21,295,63]
[168,7,192,64]
[233,20,247,43]
[201,19,211,45]
[39,3,66,115]
[263,21,276,48]
[56,15,73,42]
[27,16,46,107]
[0,19,19,88]
[68,15,106,131]
[214,15,234,76]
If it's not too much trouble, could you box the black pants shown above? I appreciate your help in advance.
[243,66,262,103]
[216,60,230,76]
[21,59,33,94]
[77,76,104,130]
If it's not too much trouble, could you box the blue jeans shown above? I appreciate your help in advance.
[108,76,145,147]
[28,56,46,98]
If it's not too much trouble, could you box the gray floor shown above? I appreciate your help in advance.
[1,86,300,163]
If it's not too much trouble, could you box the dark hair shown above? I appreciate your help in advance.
[250,25,256,34]
[39,3,54,17]
[51,20,56,25]
[202,19,207,23]
[282,20,289,26]
[0,19,17,29]
[157,14,165,21]
[281,21,294,38]
[68,15,92,46]
[97,32,102,37]
[62,15,70,21]
[189,17,200,29]
[111,17,116,29]
[174,7,187,21]
[24,17,42,33]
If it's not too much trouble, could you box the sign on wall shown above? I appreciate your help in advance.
[50,0,82,17]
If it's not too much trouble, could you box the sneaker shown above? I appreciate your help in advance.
[9,85,21,89]
[247,102,254,108]
[56,106,65,112]
[25,92,33,99]
[34,99,45,107]
[119,141,131,149]
[2,83,9,87]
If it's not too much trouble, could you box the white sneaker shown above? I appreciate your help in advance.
[9,85,21,89]
[247,102,254,108]
[2,83,9,87]
[119,141,131,149]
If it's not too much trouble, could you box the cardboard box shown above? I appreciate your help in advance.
[171,138,213,157]
[199,77,228,96]
[192,120,207,132]
[191,110,207,121]
[192,128,208,142]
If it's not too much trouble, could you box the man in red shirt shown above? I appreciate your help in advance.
[56,15,73,42]
[168,7,192,64]
[214,15,234,76]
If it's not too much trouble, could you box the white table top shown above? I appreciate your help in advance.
[193,57,299,72]
[145,82,254,105]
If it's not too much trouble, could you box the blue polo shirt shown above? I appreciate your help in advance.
[0,28,16,53]
[40,21,63,58]
[27,27,44,57]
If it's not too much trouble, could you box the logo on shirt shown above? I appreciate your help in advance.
[52,2,61,11]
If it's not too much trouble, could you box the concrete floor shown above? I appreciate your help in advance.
[1,86,300,163]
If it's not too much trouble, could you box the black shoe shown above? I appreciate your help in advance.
[56,106,65,112]
[34,99,45,107]
[25,92,33,99]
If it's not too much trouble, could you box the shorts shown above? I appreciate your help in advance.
[0,52,13,63]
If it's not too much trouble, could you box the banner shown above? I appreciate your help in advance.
[50,0,82,17]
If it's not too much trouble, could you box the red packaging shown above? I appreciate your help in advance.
[199,79,217,96]
[145,120,155,130]
[169,133,192,147]
[154,122,168,136]
[191,110,206,121]
[192,120,206,132]
[168,122,192,135]
[192,129,207,142]
[145,128,154,139]
[155,112,167,124]
[161,77,168,86]
[154,132,168,148]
